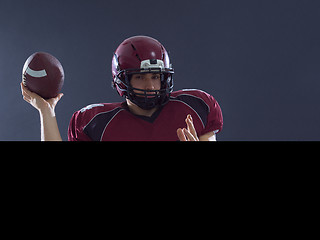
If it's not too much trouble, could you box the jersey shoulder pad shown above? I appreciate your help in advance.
[171,89,212,101]
[170,89,215,112]
[170,89,223,135]
[79,102,121,114]
[68,102,124,141]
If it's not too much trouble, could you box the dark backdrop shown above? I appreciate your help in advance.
[1,0,319,140]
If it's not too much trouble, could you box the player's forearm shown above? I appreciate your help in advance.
[39,109,62,141]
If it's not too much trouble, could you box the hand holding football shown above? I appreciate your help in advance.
[22,52,64,99]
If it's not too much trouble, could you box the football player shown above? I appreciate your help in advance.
[21,35,223,141]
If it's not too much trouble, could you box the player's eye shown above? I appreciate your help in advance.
[152,74,160,79]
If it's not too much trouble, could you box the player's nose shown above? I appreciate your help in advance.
[144,77,155,91]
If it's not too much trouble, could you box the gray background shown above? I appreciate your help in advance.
[1,0,319,140]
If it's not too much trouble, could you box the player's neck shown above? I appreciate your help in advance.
[126,99,158,117]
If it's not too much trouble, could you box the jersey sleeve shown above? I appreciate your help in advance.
[199,91,223,136]
[68,111,92,141]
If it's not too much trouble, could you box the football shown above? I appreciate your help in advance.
[22,52,64,99]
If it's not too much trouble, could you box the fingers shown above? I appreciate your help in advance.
[20,82,38,99]
[177,128,187,141]
[21,82,32,102]
[186,114,197,139]
[21,82,30,94]
[183,128,197,141]
[185,114,198,141]
[20,82,27,95]
[20,83,37,104]
[52,93,64,103]
[177,114,199,141]
[177,128,197,141]
[47,93,64,107]
[56,93,64,101]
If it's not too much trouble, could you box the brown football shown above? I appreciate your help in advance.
[22,52,64,99]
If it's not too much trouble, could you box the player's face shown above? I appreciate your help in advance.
[130,73,161,96]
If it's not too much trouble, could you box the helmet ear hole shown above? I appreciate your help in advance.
[118,72,125,81]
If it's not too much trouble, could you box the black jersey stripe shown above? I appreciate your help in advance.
[83,107,124,141]
[169,94,209,128]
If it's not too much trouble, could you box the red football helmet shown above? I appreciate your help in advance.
[111,35,174,110]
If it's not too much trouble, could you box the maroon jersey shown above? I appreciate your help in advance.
[68,89,223,141]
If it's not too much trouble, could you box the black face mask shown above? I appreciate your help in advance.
[127,86,168,110]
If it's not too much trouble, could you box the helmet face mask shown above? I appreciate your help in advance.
[111,36,174,110]
[114,67,174,110]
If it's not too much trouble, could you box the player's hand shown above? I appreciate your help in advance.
[177,114,199,141]
[20,82,63,115]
